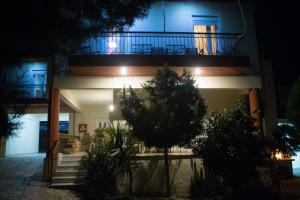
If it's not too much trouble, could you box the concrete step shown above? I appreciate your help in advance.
[60,160,81,166]
[51,176,77,184]
[60,156,83,162]
[63,148,74,154]
[64,142,74,148]
[50,182,78,189]
[55,169,80,177]
[56,165,80,171]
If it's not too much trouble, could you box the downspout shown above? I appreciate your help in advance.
[162,0,166,32]
[237,0,247,39]
[234,0,247,49]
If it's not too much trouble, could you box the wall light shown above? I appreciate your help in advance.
[120,66,127,75]
[195,67,202,75]
[108,41,117,48]
[109,104,114,112]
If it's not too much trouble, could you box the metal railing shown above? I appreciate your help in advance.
[6,84,47,98]
[72,32,246,56]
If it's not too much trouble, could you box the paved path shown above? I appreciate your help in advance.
[0,153,78,200]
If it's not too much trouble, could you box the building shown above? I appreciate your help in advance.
[1,0,278,194]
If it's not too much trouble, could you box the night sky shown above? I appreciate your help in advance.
[255,1,300,116]
[255,1,300,86]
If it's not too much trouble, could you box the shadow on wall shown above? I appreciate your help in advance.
[118,157,204,198]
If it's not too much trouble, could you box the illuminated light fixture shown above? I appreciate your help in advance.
[120,66,127,75]
[109,104,114,112]
[195,67,202,75]
[108,41,117,48]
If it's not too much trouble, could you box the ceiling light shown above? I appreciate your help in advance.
[109,104,114,112]
[195,67,202,75]
[120,66,127,75]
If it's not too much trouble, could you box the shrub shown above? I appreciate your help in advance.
[77,122,137,199]
[192,108,269,191]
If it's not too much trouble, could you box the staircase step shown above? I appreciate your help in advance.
[57,165,80,171]
[60,160,81,165]
[64,143,74,148]
[52,176,77,184]
[55,170,80,177]
[60,156,83,162]
[50,182,78,188]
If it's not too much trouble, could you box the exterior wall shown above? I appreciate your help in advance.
[6,62,47,97]
[5,114,40,155]
[119,156,203,198]
[5,113,70,156]
[74,105,110,136]
[130,1,259,69]
[200,89,246,113]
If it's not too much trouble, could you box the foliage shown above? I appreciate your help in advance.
[80,133,93,152]
[121,66,207,148]
[0,67,27,141]
[286,75,300,130]
[192,107,269,190]
[190,168,223,199]
[269,124,300,157]
[72,138,81,153]
[77,122,137,199]
[120,66,207,196]
[77,145,119,200]
[1,0,155,65]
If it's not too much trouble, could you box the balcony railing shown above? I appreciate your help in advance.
[6,84,47,99]
[73,32,246,56]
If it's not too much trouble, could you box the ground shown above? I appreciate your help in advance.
[0,154,78,200]
[0,154,300,200]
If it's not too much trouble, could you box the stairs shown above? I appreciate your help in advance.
[50,153,85,188]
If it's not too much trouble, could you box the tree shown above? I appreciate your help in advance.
[192,106,269,191]
[120,66,207,196]
[0,67,27,144]
[286,75,300,130]
[0,0,154,146]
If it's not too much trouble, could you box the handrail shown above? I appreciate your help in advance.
[73,31,247,56]
[96,31,242,36]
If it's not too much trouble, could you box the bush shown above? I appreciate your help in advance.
[192,108,269,191]
[77,145,119,200]
[76,122,137,199]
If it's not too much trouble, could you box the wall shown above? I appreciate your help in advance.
[130,1,259,69]
[5,113,70,156]
[200,89,246,113]
[5,114,40,155]
[6,62,47,97]
[119,156,203,198]
[75,105,110,136]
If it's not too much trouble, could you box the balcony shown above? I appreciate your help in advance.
[6,84,47,103]
[69,32,250,76]
[73,32,246,56]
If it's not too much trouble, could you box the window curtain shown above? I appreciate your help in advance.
[210,25,217,55]
[194,25,208,54]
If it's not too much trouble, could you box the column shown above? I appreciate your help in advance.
[50,88,60,145]
[249,88,261,129]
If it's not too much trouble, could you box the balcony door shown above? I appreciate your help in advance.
[193,17,218,55]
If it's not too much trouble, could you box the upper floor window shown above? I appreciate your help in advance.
[193,16,219,55]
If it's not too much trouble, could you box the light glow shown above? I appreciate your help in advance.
[195,67,202,75]
[120,66,127,75]
[108,41,117,48]
[109,104,114,112]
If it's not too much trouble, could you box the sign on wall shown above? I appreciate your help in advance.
[79,124,87,133]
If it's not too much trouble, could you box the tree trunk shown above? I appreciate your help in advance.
[129,168,133,195]
[164,147,171,197]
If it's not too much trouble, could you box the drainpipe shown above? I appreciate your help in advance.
[237,0,248,42]
[162,0,166,32]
